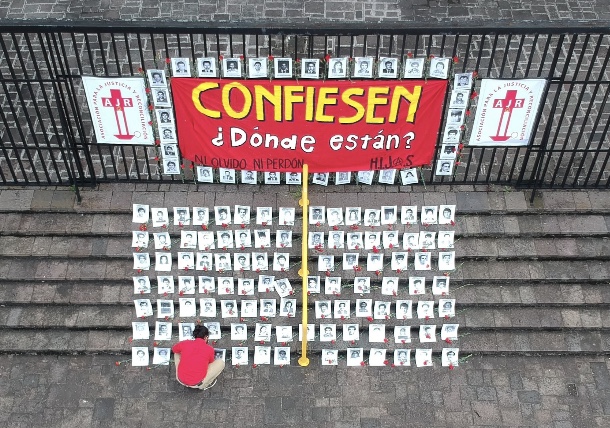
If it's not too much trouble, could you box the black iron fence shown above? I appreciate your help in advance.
[1,22,609,191]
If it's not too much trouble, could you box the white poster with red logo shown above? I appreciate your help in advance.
[468,79,547,147]
[82,76,154,145]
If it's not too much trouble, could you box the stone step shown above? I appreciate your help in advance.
[0,328,608,355]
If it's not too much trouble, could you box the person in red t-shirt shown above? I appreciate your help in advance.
[172,325,225,389]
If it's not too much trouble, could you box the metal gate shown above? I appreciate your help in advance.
[1,23,609,190]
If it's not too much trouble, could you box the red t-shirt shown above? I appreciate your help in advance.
[172,338,215,386]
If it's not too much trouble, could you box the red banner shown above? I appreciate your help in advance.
[172,78,447,172]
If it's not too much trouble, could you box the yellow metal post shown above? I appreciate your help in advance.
[298,164,310,367]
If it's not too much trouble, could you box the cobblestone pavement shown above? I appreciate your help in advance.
[1,0,609,22]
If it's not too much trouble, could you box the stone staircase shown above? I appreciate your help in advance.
[0,186,609,366]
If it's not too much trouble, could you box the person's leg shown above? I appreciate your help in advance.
[198,360,225,389]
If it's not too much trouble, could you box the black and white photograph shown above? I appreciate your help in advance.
[197,57,217,77]
[374,301,391,319]
[441,324,459,341]
[343,324,359,341]
[152,88,172,108]
[162,143,178,157]
[248,58,268,78]
[369,348,387,367]
[180,230,197,249]
[276,230,292,248]
[132,204,150,223]
[417,301,434,319]
[274,347,290,365]
[443,126,461,144]
[311,172,329,186]
[309,206,325,224]
[328,58,348,79]
[192,207,209,226]
[429,57,450,79]
[198,276,215,294]
[439,298,456,317]
[343,253,359,270]
[158,276,175,294]
[151,207,168,227]
[235,230,252,248]
[254,346,272,365]
[214,205,232,225]
[394,325,411,344]
[354,277,370,294]
[217,230,234,249]
[403,58,424,78]
[334,300,350,319]
[171,58,191,77]
[357,170,374,185]
[438,251,456,271]
[327,208,344,226]
[255,323,272,342]
[147,69,167,87]
[419,231,436,249]
[409,276,426,295]
[134,298,153,317]
[352,57,374,78]
[364,209,381,226]
[132,231,149,249]
[133,253,150,271]
[223,58,242,78]
[264,171,281,185]
[279,207,295,226]
[449,89,470,109]
[318,255,335,272]
[324,277,341,295]
[274,58,292,78]
[214,349,226,362]
[217,276,235,295]
[320,324,337,342]
[200,297,217,317]
[241,300,258,318]
[234,205,250,225]
[442,348,459,367]
[274,277,292,297]
[157,300,174,319]
[391,252,408,271]
[403,232,420,250]
[219,168,236,184]
[432,276,450,295]
[345,207,361,226]
[221,300,238,318]
[179,322,195,341]
[253,253,269,271]
[280,298,296,317]
[356,299,372,317]
[382,230,399,248]
[421,206,438,224]
[153,347,171,366]
[132,321,150,340]
[381,277,399,296]
[154,252,171,272]
[254,229,271,248]
[205,322,221,340]
[347,232,363,250]
[276,325,293,343]
[301,59,320,79]
[215,253,232,272]
[197,231,215,250]
[438,205,456,225]
[415,348,433,367]
[399,168,419,185]
[260,299,277,317]
[440,144,459,160]
[307,276,320,294]
[381,206,397,225]
[156,109,174,125]
[241,170,257,185]
[448,108,466,125]
[256,207,273,225]
[322,349,338,366]
[394,349,411,366]
[378,169,396,184]
[438,231,455,249]
[396,300,413,320]
[285,172,302,184]
[454,72,473,90]
[364,231,381,250]
[231,323,248,341]
[414,252,431,271]
[335,171,351,185]
[174,207,190,225]
[232,347,249,365]
[315,300,332,319]
[366,253,383,272]
[155,321,172,340]
[177,252,195,271]
[369,324,386,342]
[196,166,214,183]
[178,275,195,294]
[234,253,250,271]
[378,57,398,79]
[419,325,437,343]
[329,230,343,250]
[132,347,149,367]
[178,297,197,318]
[347,348,364,366]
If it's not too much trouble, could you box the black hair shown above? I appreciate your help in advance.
[193,325,209,340]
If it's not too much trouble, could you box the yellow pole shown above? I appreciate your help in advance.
[298,163,310,367]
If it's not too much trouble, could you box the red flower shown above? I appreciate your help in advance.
[219,55,224,60]
[450,220,456,226]
[325,270,331,277]
[262,222,267,226]
[383,338,389,343]
[239,55,244,60]
[460,124,466,130]
[360,361,366,366]
[145,88,151,94]
[137,67,143,73]
[472,70,478,78]
[396,269,402,274]
[350,224,359,230]
[115,361,120,366]
[445,338,452,344]
[384,360,389,366]
[372,246,379,254]
[366,316,373,322]
[453,56,459,63]
[375,270,381,276]
[165,58,171,64]
[295,58,300,63]
[324,54,331,62]
[240,223,246,229]
[179,290,184,296]
[268,55,274,60]
[424,360,429,365]
[221,223,228,229]
[155,139,160,146]
[307,291,311,296]
[455,162,461,166]
[470,91,478,99]
[465,110,471,116]
[333,225,339,231]
[139,223,147,231]
[425,315,430,320]
[407,52,413,58]
[429,54,435,59]
[252,364,258,368]
[449,363,455,370]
